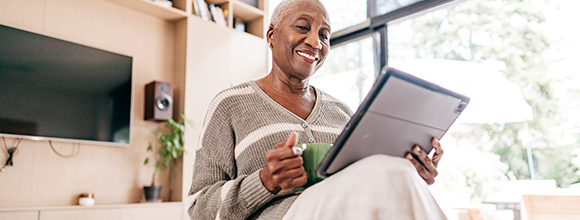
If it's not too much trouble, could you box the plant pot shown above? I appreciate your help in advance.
[143,185,162,202]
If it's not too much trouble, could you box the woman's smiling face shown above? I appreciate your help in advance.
[268,0,331,80]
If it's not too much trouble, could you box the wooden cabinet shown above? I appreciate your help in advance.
[0,202,182,220]
[40,209,120,220]
[0,211,38,220]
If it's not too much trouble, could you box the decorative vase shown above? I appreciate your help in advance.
[143,185,162,202]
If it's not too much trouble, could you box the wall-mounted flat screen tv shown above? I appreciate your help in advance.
[0,24,133,146]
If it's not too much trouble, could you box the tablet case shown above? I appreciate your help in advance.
[317,67,470,178]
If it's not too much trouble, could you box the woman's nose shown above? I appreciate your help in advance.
[304,31,322,49]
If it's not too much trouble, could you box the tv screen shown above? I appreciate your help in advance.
[0,24,133,146]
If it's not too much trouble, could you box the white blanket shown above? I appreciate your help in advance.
[282,154,447,220]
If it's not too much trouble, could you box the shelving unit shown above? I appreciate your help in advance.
[102,0,189,21]
[103,0,267,38]
[202,0,266,38]
[0,0,268,217]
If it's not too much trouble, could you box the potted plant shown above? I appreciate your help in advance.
[143,113,191,202]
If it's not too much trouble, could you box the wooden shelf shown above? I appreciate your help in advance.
[205,0,228,4]
[232,0,263,22]
[105,0,265,37]
[204,0,265,38]
[206,0,263,21]
[103,0,188,21]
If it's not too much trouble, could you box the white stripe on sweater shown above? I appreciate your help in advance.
[189,180,235,220]
[235,123,304,159]
[187,191,202,209]
[197,86,255,149]
[220,180,235,201]
[310,125,343,135]
[215,180,235,220]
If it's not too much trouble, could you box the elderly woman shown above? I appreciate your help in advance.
[188,0,445,219]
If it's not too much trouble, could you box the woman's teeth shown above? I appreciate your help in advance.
[297,51,316,60]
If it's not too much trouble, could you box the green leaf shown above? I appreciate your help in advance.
[145,113,191,175]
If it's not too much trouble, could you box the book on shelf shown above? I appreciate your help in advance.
[217,6,227,26]
[192,0,201,17]
[223,9,229,24]
[209,4,227,27]
[196,0,211,21]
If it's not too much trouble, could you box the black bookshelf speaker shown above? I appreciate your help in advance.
[144,81,173,121]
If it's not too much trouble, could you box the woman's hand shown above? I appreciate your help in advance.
[260,132,307,193]
[405,137,444,185]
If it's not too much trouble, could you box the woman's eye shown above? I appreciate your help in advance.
[297,26,309,30]
[320,34,328,40]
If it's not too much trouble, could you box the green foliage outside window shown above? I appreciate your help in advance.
[388,0,580,199]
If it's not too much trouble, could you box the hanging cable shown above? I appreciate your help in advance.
[1,137,23,172]
[49,140,81,158]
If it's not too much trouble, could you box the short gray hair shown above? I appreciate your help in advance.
[269,0,325,28]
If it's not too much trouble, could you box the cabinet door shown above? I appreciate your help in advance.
[0,211,39,220]
[39,209,120,220]
[120,206,181,220]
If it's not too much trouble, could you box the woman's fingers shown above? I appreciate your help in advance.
[265,146,300,161]
[405,153,435,185]
[276,167,307,189]
[265,163,306,190]
[260,132,307,192]
[405,144,439,185]
[431,138,444,168]
[275,132,299,149]
[413,146,437,174]
[269,132,302,160]
[265,156,303,173]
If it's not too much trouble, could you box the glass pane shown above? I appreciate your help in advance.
[268,0,367,33]
[320,0,367,32]
[388,0,580,213]
[311,35,378,112]
[375,0,424,16]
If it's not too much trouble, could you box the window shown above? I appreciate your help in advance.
[320,0,367,32]
[268,0,367,33]
[388,0,580,209]
[375,0,425,16]
[310,35,379,112]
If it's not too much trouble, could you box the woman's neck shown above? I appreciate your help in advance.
[254,69,317,120]
[260,72,311,96]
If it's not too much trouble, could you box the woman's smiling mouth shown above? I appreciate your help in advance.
[296,50,319,63]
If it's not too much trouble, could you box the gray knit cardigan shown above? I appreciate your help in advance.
[188,81,352,220]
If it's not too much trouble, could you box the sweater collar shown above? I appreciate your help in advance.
[249,80,322,123]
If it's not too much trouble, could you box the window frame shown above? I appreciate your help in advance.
[329,0,464,76]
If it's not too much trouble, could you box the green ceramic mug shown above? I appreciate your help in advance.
[293,143,333,192]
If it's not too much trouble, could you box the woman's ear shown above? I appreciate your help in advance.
[267,26,275,46]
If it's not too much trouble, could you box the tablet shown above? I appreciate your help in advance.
[317,67,470,178]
